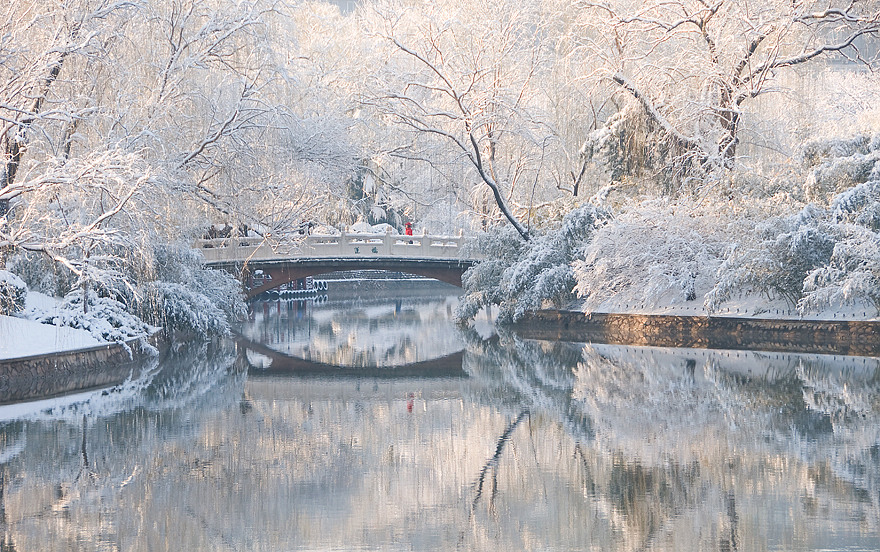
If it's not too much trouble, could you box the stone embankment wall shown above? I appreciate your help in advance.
[0,339,157,404]
[513,311,880,356]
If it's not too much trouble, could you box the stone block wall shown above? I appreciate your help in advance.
[0,339,156,404]
[513,311,880,356]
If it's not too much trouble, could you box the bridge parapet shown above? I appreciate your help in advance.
[196,230,478,264]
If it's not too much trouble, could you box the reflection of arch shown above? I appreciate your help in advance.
[236,334,467,379]
[213,258,475,299]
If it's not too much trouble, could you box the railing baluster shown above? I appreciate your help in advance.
[195,230,478,263]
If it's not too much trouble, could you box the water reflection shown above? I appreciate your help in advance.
[0,295,877,551]
[462,332,880,551]
[241,292,464,369]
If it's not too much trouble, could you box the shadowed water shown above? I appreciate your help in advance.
[0,290,878,551]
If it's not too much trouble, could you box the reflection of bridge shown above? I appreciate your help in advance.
[237,335,467,378]
[196,232,479,298]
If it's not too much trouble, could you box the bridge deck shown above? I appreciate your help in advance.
[196,231,475,265]
[195,231,480,295]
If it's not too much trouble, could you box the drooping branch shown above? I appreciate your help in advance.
[610,73,702,151]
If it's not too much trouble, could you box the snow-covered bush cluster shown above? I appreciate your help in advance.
[30,289,156,343]
[803,133,880,200]
[574,201,731,310]
[134,244,246,338]
[706,205,836,310]
[456,205,609,323]
[458,131,880,322]
[456,225,526,323]
[709,135,880,315]
[799,179,880,313]
[0,270,27,315]
[6,241,245,341]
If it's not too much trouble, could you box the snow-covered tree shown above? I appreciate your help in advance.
[573,201,733,311]
[133,243,246,338]
[1,148,157,312]
[362,0,592,240]
[573,0,880,188]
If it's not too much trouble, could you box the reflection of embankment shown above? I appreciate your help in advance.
[237,334,467,378]
[0,341,243,426]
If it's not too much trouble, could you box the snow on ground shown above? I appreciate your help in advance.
[0,314,102,360]
[25,291,62,312]
[580,288,879,321]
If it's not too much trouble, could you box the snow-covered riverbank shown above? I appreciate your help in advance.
[580,292,880,321]
[0,292,156,361]
[0,315,101,360]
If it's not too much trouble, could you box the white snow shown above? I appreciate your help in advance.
[25,291,62,313]
[0,314,102,360]
[579,289,880,321]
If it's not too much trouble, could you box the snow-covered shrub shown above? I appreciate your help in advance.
[799,225,880,314]
[801,134,876,167]
[455,225,526,323]
[799,179,880,314]
[706,205,835,310]
[574,201,730,310]
[141,282,232,338]
[0,270,27,315]
[134,244,246,337]
[32,289,156,343]
[802,133,880,200]
[830,179,880,231]
[456,205,609,323]
[497,205,610,322]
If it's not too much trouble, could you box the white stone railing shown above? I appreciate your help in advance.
[195,230,476,264]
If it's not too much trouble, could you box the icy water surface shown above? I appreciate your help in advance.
[0,289,879,551]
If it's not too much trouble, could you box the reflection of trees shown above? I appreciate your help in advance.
[1,329,878,550]
[471,410,528,515]
[461,328,593,442]
[0,341,243,551]
[462,332,880,550]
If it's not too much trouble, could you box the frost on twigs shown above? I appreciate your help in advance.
[0,270,27,315]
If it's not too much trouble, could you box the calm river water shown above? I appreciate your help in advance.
[0,286,879,551]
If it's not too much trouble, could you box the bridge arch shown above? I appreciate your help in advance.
[197,231,480,299]
[211,258,474,299]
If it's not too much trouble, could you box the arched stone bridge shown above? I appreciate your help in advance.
[196,231,480,299]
